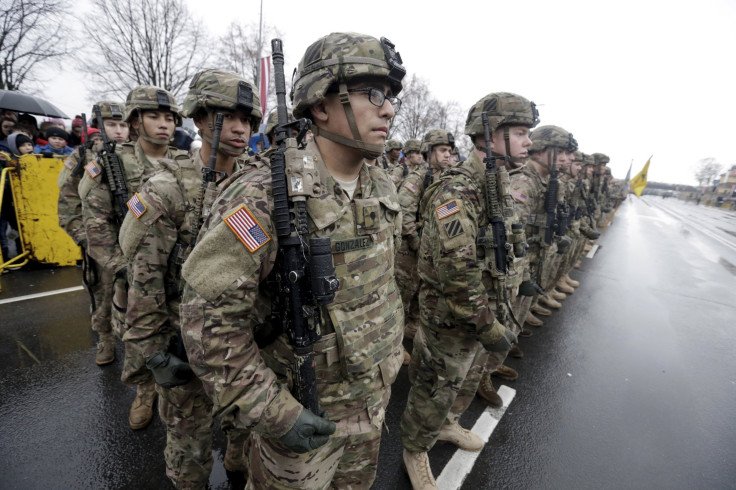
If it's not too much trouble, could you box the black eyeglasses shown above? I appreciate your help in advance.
[347,87,402,113]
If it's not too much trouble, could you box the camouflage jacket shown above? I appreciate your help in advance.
[416,152,512,344]
[396,162,429,251]
[179,140,403,436]
[386,158,408,187]
[57,148,86,246]
[118,150,254,359]
[79,142,187,274]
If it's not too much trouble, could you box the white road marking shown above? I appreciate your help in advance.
[0,285,84,305]
[436,385,516,490]
[585,244,600,259]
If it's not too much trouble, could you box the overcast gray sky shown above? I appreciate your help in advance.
[44,0,736,186]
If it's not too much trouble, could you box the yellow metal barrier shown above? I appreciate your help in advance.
[1,154,81,280]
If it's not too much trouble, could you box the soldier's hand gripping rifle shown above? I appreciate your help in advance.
[270,39,340,415]
[72,113,89,176]
[94,105,129,220]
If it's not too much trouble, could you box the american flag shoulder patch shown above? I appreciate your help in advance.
[127,193,147,218]
[512,191,528,203]
[435,199,460,220]
[63,158,75,170]
[224,205,271,253]
[404,182,418,194]
[85,161,101,178]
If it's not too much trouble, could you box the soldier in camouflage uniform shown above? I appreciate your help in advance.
[179,32,406,489]
[511,125,578,327]
[400,94,528,489]
[58,101,128,366]
[80,86,187,430]
[396,129,454,349]
[383,139,406,184]
[118,71,261,488]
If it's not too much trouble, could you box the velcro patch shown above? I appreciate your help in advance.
[391,175,398,182]
[85,161,101,178]
[404,182,418,194]
[444,219,464,238]
[127,193,147,218]
[224,205,271,252]
[435,199,460,220]
[512,191,528,203]
[63,158,75,170]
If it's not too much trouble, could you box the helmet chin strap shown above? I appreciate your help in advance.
[136,110,171,147]
[201,112,247,157]
[313,79,384,160]
[503,126,525,169]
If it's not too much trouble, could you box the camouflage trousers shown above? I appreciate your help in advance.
[86,258,113,335]
[111,275,127,339]
[395,241,420,338]
[483,297,522,374]
[401,325,487,453]
[245,385,391,490]
[157,376,215,489]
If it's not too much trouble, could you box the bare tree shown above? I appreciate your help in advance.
[694,157,723,187]
[215,21,283,116]
[83,0,208,99]
[0,0,71,91]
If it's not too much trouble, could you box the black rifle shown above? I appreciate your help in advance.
[94,105,129,219]
[481,113,509,275]
[72,113,89,176]
[270,38,339,415]
[543,148,559,246]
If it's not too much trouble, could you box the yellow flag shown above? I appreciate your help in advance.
[630,156,651,197]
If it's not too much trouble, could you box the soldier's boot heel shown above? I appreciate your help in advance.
[129,380,157,430]
[403,450,438,490]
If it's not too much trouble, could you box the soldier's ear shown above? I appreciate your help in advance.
[309,101,329,124]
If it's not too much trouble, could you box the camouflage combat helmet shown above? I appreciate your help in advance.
[464,92,539,136]
[593,153,610,165]
[403,139,421,153]
[530,125,578,153]
[385,139,402,152]
[182,69,262,127]
[264,110,295,137]
[290,32,406,158]
[421,129,455,155]
[573,150,584,162]
[90,101,124,128]
[124,85,182,126]
[583,153,596,166]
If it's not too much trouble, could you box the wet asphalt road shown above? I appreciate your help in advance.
[1,197,735,489]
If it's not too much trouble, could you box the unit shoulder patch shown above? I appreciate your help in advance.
[127,193,147,218]
[435,199,460,220]
[444,219,464,238]
[224,205,271,252]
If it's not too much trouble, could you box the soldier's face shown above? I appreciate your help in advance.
[585,165,594,178]
[320,80,395,149]
[408,151,422,164]
[556,149,575,166]
[571,161,583,177]
[103,119,130,143]
[432,145,452,166]
[491,126,531,159]
[220,109,253,153]
[388,148,401,160]
[136,110,176,143]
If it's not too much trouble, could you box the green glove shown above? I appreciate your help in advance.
[584,229,600,240]
[556,236,572,254]
[279,408,336,454]
[518,279,544,297]
[481,319,517,353]
[145,350,194,388]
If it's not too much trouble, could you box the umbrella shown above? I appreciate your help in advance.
[0,89,69,119]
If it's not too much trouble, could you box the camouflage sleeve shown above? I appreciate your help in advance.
[57,154,85,246]
[80,172,127,274]
[179,176,302,438]
[510,174,538,226]
[397,173,423,250]
[426,181,496,338]
[119,178,178,361]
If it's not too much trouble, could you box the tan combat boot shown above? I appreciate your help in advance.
[508,344,524,358]
[129,380,157,430]
[403,449,438,490]
[403,345,411,366]
[477,373,503,408]
[437,422,484,451]
[525,311,544,327]
[574,260,582,269]
[531,303,552,317]
[550,288,567,301]
[565,274,580,288]
[556,280,574,294]
[538,294,562,309]
[519,327,533,338]
[95,333,116,366]
[493,364,518,381]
